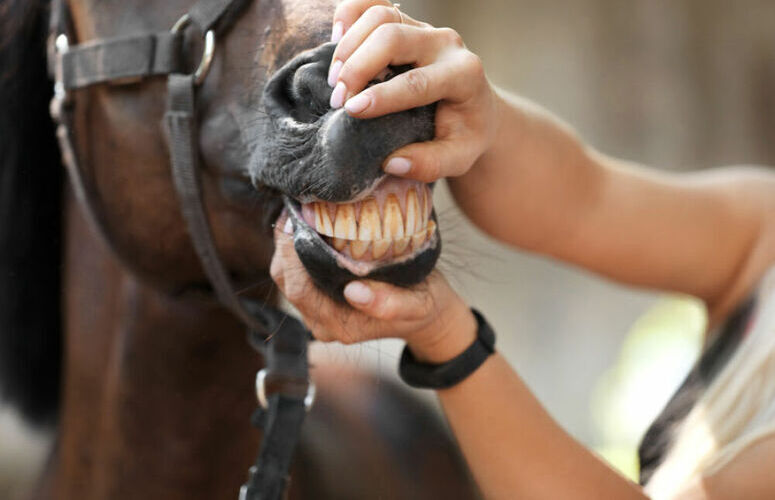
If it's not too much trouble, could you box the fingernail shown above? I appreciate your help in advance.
[331,21,344,43]
[344,93,371,114]
[283,218,293,234]
[330,81,347,109]
[327,59,343,88]
[344,281,374,305]
[384,157,411,175]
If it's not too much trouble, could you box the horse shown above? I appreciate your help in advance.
[0,0,478,498]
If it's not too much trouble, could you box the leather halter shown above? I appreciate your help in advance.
[47,1,313,498]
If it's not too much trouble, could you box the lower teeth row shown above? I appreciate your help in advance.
[331,221,436,260]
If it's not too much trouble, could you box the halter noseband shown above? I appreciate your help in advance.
[47,1,313,498]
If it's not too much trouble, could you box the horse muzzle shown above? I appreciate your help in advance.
[255,42,441,299]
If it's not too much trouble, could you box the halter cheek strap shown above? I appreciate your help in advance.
[48,1,312,498]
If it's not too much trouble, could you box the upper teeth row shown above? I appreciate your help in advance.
[313,190,430,243]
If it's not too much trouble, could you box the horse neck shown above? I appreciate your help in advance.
[51,194,265,499]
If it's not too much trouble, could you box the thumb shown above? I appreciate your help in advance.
[383,137,481,183]
[343,280,432,321]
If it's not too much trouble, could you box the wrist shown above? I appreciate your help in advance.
[405,301,477,364]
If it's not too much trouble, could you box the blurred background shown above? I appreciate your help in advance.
[314,0,775,481]
[3,0,775,496]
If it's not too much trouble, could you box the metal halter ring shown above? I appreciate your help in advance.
[171,14,215,85]
[255,369,316,411]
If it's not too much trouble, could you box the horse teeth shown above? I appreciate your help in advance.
[315,203,334,236]
[334,204,357,240]
[372,240,390,259]
[358,198,382,241]
[411,230,427,250]
[393,237,410,255]
[422,188,430,227]
[426,220,437,239]
[405,189,419,235]
[383,194,404,241]
[350,240,370,259]
[333,237,347,251]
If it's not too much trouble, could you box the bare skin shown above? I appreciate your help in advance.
[271,0,775,498]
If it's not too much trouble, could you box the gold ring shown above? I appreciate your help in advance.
[393,3,404,24]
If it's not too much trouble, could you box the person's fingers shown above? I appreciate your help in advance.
[331,0,393,42]
[330,4,425,84]
[331,24,444,108]
[343,279,434,322]
[383,135,485,181]
[341,50,482,117]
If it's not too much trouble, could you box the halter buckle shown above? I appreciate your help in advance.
[255,369,316,411]
[170,14,215,85]
[49,33,71,122]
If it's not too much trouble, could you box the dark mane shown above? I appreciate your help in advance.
[0,0,62,426]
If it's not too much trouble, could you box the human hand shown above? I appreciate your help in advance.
[270,217,477,363]
[328,0,501,183]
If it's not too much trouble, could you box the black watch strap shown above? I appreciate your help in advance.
[399,309,496,389]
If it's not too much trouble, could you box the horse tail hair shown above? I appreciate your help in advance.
[0,0,63,427]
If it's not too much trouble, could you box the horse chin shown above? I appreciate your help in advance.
[280,176,441,301]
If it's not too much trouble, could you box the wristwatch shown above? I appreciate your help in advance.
[399,308,496,389]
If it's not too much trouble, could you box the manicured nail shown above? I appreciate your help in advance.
[344,93,371,114]
[330,81,347,109]
[328,59,343,88]
[344,281,374,305]
[384,157,411,175]
[331,21,344,43]
[283,218,293,234]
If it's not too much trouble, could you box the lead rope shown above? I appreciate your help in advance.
[48,1,314,498]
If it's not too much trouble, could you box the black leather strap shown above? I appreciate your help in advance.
[399,309,496,389]
[241,321,311,500]
[61,32,183,90]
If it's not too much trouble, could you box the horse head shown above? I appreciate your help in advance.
[66,0,440,300]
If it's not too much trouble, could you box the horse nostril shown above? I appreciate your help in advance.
[289,60,332,121]
[257,42,435,203]
[264,42,336,124]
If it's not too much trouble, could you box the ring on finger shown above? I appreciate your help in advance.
[392,3,404,24]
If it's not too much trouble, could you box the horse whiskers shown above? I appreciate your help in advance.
[234,276,275,296]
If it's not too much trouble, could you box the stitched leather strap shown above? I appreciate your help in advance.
[61,32,183,90]
[399,309,496,389]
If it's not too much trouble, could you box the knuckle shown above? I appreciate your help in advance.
[373,305,396,321]
[366,5,395,24]
[421,153,441,181]
[403,69,430,97]
[373,23,401,46]
[437,27,464,48]
[461,51,484,79]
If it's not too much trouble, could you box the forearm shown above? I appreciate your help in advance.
[436,353,647,500]
[449,91,775,320]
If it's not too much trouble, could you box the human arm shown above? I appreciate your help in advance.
[269,225,645,499]
[449,94,775,325]
[328,0,775,323]
[270,224,775,499]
